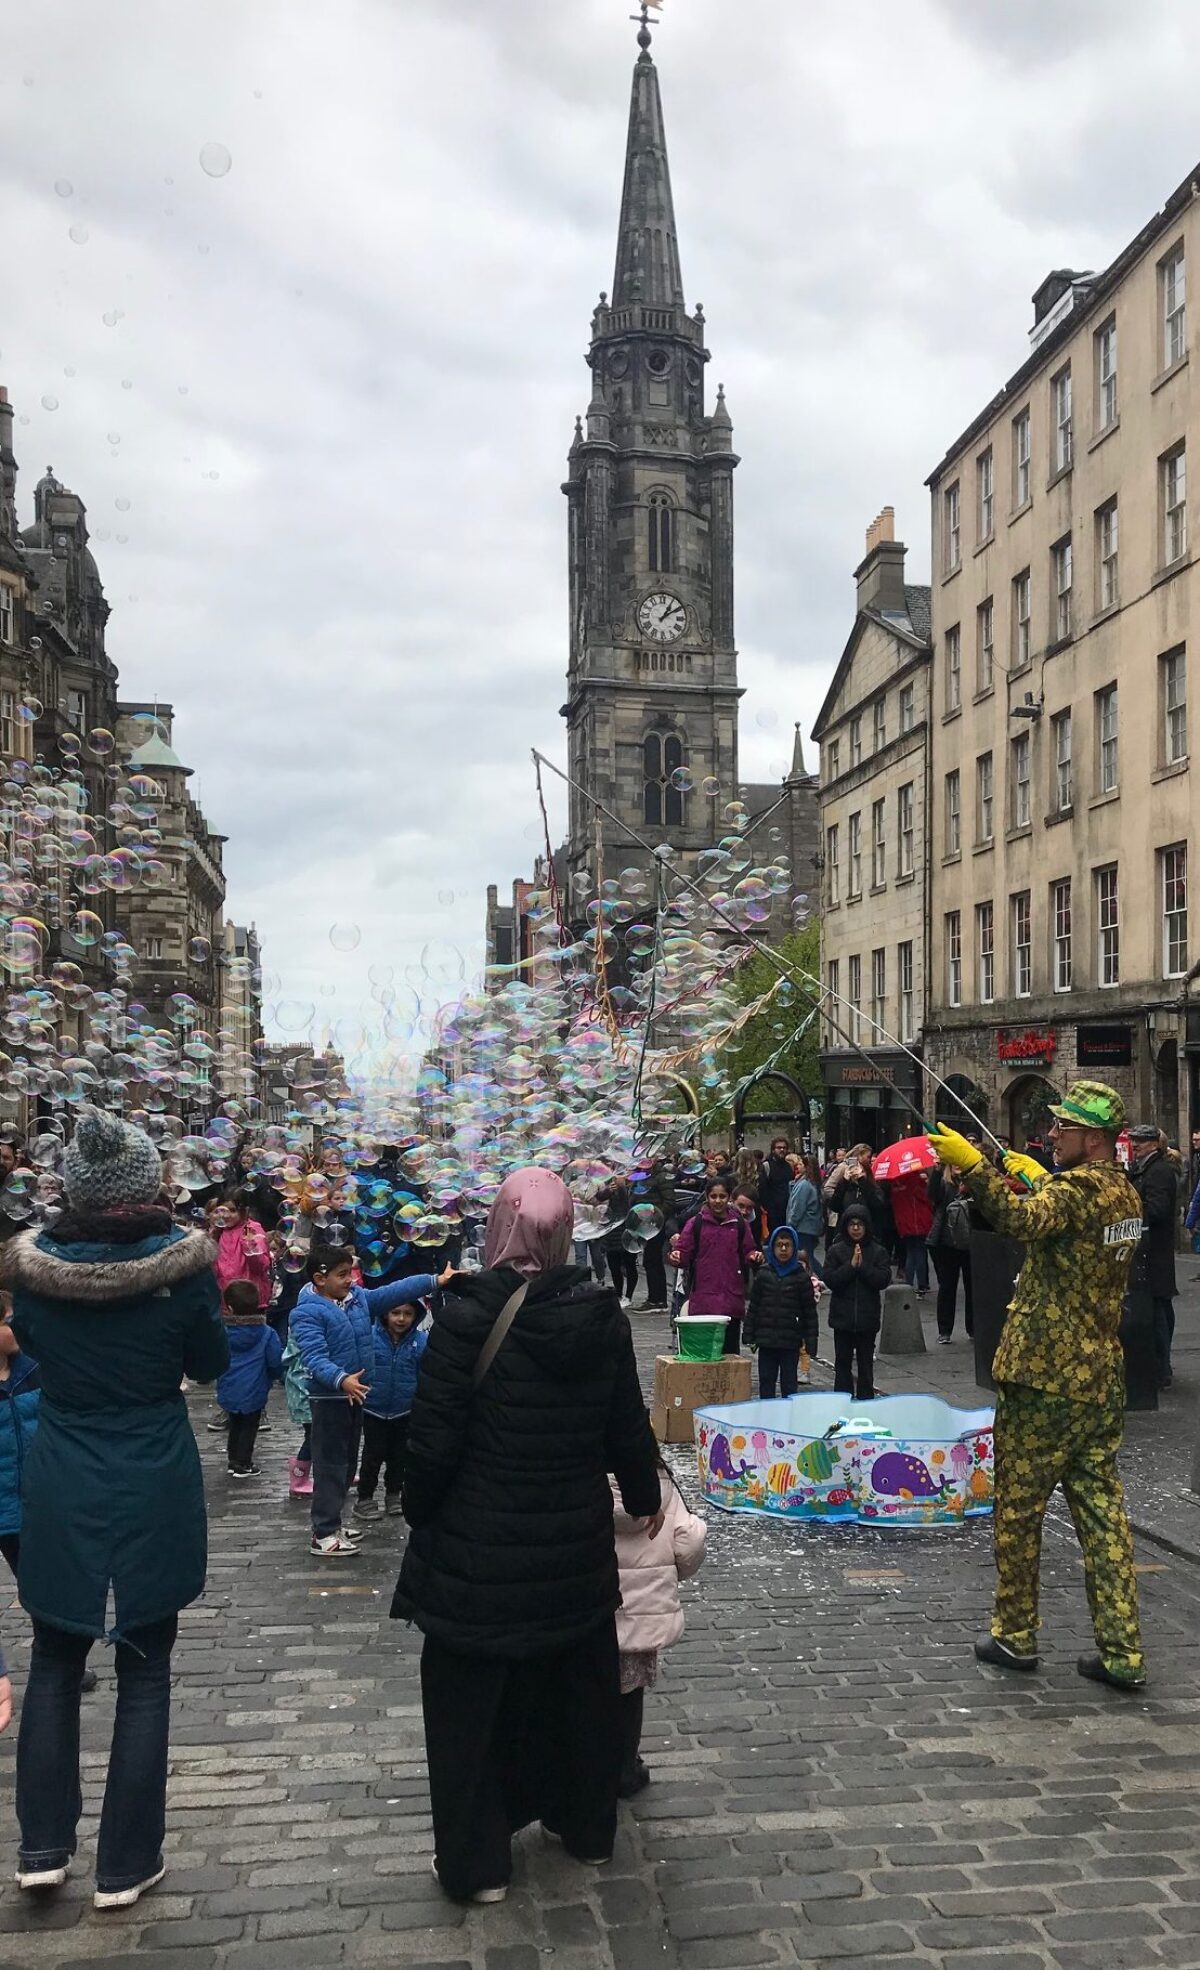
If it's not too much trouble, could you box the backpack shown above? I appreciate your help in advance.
[945,1196,973,1251]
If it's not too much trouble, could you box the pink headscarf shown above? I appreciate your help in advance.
[484,1167,575,1278]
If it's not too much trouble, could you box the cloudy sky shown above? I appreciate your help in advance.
[0,0,1195,1053]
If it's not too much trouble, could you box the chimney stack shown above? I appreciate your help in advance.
[855,506,906,617]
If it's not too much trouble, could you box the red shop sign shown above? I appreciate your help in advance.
[996,1028,1057,1064]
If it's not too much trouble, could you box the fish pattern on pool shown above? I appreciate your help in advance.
[694,1393,995,1527]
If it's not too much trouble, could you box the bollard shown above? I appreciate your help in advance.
[878,1281,927,1355]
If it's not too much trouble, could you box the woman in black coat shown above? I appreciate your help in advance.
[822,1205,892,1401]
[393,1167,661,1905]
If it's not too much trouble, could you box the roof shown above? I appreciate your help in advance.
[612,39,683,309]
[927,161,1200,485]
[811,594,932,742]
[902,584,931,644]
[128,731,187,772]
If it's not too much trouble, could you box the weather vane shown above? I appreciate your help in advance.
[630,0,666,49]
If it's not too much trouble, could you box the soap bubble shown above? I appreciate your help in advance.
[199,142,232,178]
[701,775,720,798]
[670,765,694,793]
[40,395,58,412]
[54,179,73,198]
[68,909,104,949]
[188,936,212,964]
[329,923,361,952]
[86,728,115,756]
[68,223,89,245]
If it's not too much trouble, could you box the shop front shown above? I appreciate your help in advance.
[820,1050,925,1152]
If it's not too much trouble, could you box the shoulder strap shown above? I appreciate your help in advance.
[472,1280,529,1389]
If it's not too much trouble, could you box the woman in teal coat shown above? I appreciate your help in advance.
[3,1108,227,1910]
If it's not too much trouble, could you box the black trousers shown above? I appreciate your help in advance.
[607,1251,638,1300]
[833,1330,876,1401]
[358,1413,409,1498]
[421,1622,622,1901]
[722,1314,743,1356]
[226,1409,262,1471]
[758,1346,800,1398]
[1153,1296,1176,1384]
[620,1688,645,1786]
[931,1247,974,1337]
[642,1234,667,1308]
[0,1530,18,1576]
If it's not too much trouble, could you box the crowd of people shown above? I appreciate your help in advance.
[0,1089,1185,1911]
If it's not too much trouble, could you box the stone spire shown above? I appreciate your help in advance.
[788,722,808,781]
[612,15,684,309]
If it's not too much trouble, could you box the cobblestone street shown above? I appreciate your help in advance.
[3,1303,1200,1970]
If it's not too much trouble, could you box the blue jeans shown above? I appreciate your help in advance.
[17,1613,177,1892]
[903,1236,929,1291]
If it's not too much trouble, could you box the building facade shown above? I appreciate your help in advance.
[561,15,741,909]
[812,510,932,1147]
[925,168,1200,1147]
[113,704,227,1046]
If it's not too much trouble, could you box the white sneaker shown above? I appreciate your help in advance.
[342,1524,365,1541]
[310,1534,359,1557]
[16,1862,70,1891]
[94,1864,165,1910]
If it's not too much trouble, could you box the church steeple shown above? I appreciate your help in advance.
[612,16,683,309]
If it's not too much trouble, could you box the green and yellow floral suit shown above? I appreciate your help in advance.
[963,1157,1145,1683]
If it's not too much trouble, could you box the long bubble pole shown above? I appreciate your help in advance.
[531,748,1006,1154]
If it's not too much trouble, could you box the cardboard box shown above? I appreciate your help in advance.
[650,1352,753,1445]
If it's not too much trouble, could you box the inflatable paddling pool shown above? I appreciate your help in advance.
[695,1392,994,1527]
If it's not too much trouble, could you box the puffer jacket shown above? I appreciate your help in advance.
[291,1275,428,1403]
[611,1470,706,1653]
[3,1214,226,1638]
[365,1311,431,1419]
[0,1347,40,1538]
[217,1312,283,1415]
[822,1216,893,1336]
[744,1235,819,1354]
[392,1263,661,1658]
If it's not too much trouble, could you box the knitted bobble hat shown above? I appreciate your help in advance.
[63,1106,162,1213]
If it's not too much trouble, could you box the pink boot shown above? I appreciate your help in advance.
[288,1457,313,1498]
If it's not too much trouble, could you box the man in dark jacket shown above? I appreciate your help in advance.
[822,1206,891,1401]
[758,1139,794,1232]
[1126,1125,1178,1389]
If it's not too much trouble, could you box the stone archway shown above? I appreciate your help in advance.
[1006,1073,1061,1149]
[933,1072,989,1133]
[733,1069,811,1150]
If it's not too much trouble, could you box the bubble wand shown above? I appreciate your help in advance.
[530,748,1008,1155]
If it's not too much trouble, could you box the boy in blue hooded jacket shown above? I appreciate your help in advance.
[744,1227,820,1399]
[217,1279,284,1478]
[291,1245,449,1556]
[352,1297,431,1522]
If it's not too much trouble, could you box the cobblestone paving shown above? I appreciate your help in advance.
[2,1313,1200,1970]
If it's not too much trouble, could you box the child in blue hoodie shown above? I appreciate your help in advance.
[352,1298,430,1522]
[744,1226,820,1399]
[291,1244,447,1558]
[218,1279,284,1478]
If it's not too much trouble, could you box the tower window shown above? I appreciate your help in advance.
[648,493,675,574]
[643,730,686,828]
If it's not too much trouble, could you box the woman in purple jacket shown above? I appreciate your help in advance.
[671,1178,761,1355]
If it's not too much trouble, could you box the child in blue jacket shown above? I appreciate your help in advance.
[0,1297,39,1576]
[353,1297,431,1522]
[217,1279,284,1478]
[290,1245,447,1558]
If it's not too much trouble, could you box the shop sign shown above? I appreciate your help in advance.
[996,1028,1057,1065]
[822,1053,920,1093]
[1077,1023,1133,1068]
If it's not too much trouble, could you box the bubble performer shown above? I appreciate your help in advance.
[928,1082,1147,1691]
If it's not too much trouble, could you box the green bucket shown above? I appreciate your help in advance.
[676,1316,729,1363]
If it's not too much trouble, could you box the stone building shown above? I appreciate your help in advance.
[219,920,264,1111]
[112,703,227,1040]
[811,511,932,1147]
[924,164,1200,1147]
[738,724,822,945]
[561,13,742,910]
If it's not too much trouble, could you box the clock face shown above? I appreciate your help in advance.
[638,592,687,644]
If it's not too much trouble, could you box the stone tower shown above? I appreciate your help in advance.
[561,13,740,910]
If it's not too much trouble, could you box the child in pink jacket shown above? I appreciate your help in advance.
[610,1459,707,1798]
[213,1191,272,1309]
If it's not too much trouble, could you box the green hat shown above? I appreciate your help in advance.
[1048,1079,1126,1132]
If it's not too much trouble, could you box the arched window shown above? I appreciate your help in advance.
[643,734,662,825]
[643,729,686,828]
[648,492,675,574]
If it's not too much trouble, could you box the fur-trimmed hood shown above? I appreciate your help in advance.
[1,1226,217,1304]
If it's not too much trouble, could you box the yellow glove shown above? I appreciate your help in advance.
[1002,1150,1047,1191]
[926,1125,983,1173]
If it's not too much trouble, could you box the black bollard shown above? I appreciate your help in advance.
[970,1229,1024,1393]
[1119,1237,1159,1412]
